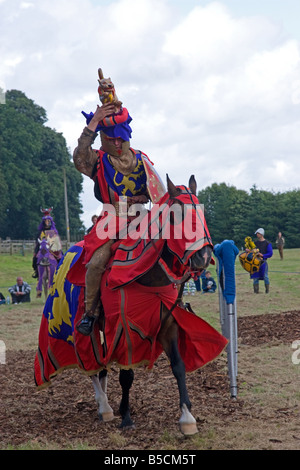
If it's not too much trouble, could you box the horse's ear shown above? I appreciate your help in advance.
[188,175,197,196]
[167,174,181,198]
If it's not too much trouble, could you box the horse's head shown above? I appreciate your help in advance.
[38,238,50,255]
[166,174,213,273]
[37,238,53,266]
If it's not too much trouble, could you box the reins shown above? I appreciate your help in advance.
[159,280,187,330]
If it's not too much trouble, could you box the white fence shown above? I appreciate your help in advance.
[0,239,74,255]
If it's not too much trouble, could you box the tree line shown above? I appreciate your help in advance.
[0,90,85,240]
[197,182,300,249]
[1,89,299,248]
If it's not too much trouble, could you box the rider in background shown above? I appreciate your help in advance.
[32,209,62,278]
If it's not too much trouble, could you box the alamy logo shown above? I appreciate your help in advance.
[95,202,206,249]
[291,340,300,365]
[0,340,6,365]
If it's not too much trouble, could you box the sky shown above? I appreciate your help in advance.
[1,0,300,230]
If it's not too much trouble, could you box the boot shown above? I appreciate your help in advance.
[265,284,269,293]
[76,315,96,336]
[253,284,259,294]
[76,266,103,336]
[76,241,113,336]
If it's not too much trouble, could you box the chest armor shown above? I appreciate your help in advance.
[104,153,147,197]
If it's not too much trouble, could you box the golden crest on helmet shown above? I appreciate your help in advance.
[98,68,122,108]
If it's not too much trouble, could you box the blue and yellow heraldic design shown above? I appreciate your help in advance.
[43,244,83,345]
[103,153,147,196]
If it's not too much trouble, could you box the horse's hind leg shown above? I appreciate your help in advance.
[119,369,135,430]
[158,319,198,436]
[91,371,114,422]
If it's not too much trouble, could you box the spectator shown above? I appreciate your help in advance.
[8,277,31,304]
[251,228,273,293]
[194,270,206,292]
[183,279,196,296]
[202,271,217,293]
[275,232,285,260]
[0,293,5,305]
[87,214,98,234]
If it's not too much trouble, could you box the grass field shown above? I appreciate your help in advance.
[0,247,299,347]
[0,247,299,450]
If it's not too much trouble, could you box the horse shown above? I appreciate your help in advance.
[36,238,59,300]
[34,175,228,435]
[85,175,226,435]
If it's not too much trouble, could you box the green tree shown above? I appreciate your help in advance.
[229,189,252,248]
[0,160,9,229]
[283,190,300,248]
[197,182,300,249]
[198,183,240,244]
[0,90,85,240]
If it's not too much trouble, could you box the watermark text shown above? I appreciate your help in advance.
[292,340,300,365]
[95,202,206,249]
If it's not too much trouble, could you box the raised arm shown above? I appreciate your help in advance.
[73,103,115,178]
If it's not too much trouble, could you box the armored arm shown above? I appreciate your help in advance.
[73,127,99,178]
[73,103,116,178]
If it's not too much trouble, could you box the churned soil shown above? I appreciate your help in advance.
[0,311,299,450]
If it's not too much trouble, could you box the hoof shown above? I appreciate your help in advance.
[120,422,136,431]
[180,422,198,436]
[120,415,136,430]
[100,411,114,422]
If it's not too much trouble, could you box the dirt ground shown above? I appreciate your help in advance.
[0,310,299,450]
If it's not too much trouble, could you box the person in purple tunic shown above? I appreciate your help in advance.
[251,228,273,293]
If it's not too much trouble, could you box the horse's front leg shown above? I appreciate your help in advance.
[36,265,44,297]
[91,370,114,422]
[49,264,56,288]
[158,318,198,436]
[119,369,135,430]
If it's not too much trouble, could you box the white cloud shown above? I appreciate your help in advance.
[20,2,34,8]
[1,0,300,229]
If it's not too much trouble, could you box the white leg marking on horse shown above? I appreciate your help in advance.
[179,404,198,435]
[99,374,107,394]
[91,375,114,421]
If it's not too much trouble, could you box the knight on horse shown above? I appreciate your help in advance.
[73,68,165,336]
[33,208,63,297]
[34,69,229,434]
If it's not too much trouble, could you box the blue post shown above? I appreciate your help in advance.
[214,240,239,398]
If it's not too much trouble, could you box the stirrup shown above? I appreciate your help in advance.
[76,314,96,336]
